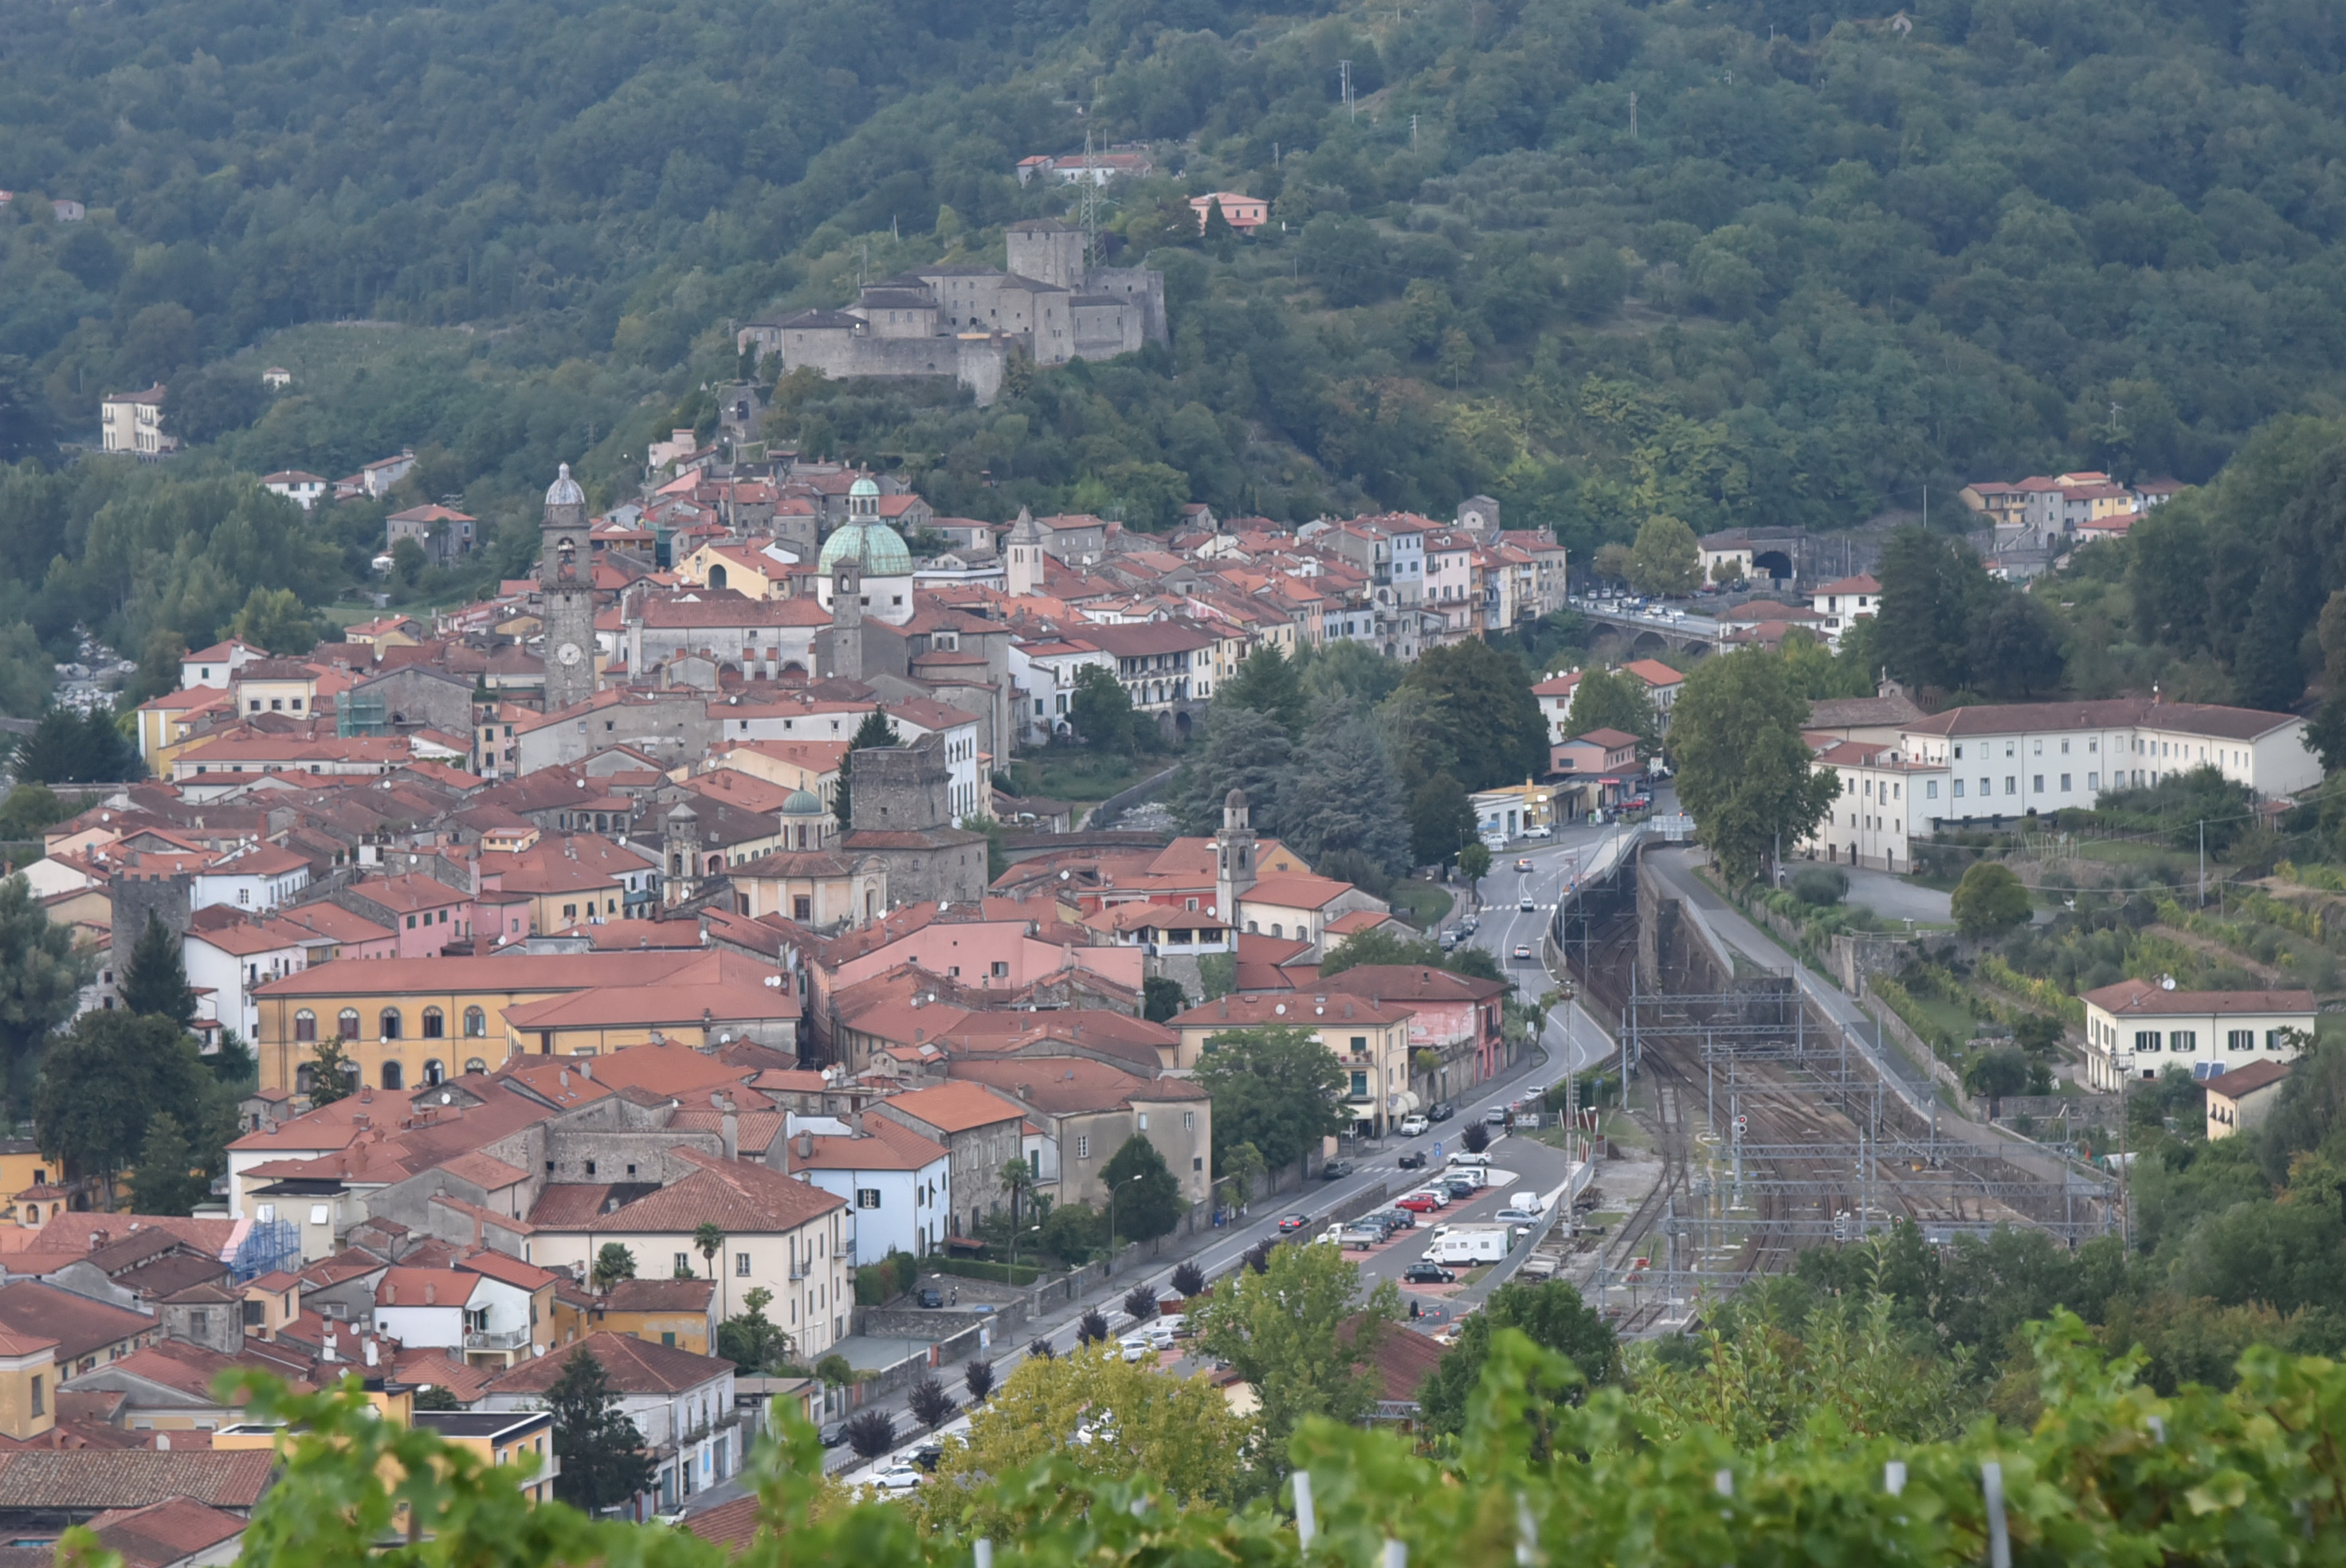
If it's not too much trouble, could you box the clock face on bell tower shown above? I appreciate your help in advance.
[540,464,595,713]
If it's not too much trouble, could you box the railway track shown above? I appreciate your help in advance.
[1567,907,2022,1296]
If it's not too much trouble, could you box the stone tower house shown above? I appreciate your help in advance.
[539,464,596,712]
[1006,218,1085,289]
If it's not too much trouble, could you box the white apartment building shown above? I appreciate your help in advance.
[2081,978,2315,1090]
[1801,740,1944,872]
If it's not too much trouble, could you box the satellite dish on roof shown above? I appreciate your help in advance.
[2160,974,2176,990]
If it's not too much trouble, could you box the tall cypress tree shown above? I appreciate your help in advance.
[545,1349,654,1514]
[830,709,900,834]
[120,915,197,1028]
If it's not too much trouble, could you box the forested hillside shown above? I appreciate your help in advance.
[4,0,2346,694]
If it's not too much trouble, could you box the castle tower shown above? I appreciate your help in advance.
[1215,788,1257,924]
[1005,218,1085,289]
[540,464,596,712]
[1006,507,1045,598]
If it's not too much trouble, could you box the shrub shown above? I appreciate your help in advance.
[844,1409,895,1460]
[1791,866,1846,905]
[1124,1285,1158,1319]
[1171,1260,1206,1297]
[907,1375,956,1430]
[963,1357,995,1402]
[1076,1308,1111,1344]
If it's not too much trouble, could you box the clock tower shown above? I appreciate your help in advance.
[540,464,595,713]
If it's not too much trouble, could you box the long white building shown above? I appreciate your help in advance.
[1802,696,2318,870]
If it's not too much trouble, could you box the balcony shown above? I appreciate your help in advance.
[464,1327,530,1351]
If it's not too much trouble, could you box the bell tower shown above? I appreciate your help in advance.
[1215,787,1257,924]
[540,464,596,713]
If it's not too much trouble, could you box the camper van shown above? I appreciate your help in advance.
[1421,1225,1513,1266]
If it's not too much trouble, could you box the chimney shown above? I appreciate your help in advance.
[155,1433,169,1451]
[721,1101,740,1162]
[796,1130,814,1160]
[577,1058,591,1080]
[365,1338,379,1367]
[324,1331,339,1362]
[425,1283,435,1304]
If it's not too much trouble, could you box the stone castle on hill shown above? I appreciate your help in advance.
[733,219,1167,406]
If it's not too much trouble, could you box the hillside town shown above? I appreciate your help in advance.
[0,420,2334,1546]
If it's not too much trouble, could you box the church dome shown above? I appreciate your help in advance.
[546,463,585,508]
[781,787,825,817]
[849,476,881,500]
[818,519,914,577]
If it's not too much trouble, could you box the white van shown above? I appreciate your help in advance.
[1421,1226,1512,1265]
[1510,1190,1544,1213]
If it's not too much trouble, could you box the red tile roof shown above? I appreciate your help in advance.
[484,1333,730,1397]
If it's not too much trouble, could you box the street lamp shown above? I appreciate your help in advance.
[1008,1221,1041,1277]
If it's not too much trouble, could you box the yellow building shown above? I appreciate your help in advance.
[0,1143,58,1227]
[219,1401,557,1510]
[677,540,797,600]
[1167,991,1418,1137]
[249,949,783,1094]
[589,1278,716,1355]
[0,1329,57,1442]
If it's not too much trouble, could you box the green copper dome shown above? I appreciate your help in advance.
[818,518,913,576]
[781,787,826,817]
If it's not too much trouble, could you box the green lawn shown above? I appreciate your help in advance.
[1903,991,1979,1046]
[1004,751,1164,806]
[1388,879,1453,931]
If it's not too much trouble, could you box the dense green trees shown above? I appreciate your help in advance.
[1192,1025,1347,1178]
[544,1349,655,1514]
[33,1009,218,1207]
[0,874,89,1117]
[1873,527,2063,700]
[1100,1135,1187,1246]
[1669,649,1838,885]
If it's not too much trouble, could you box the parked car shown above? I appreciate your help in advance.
[1494,1207,1545,1225]
[1398,1150,1427,1170]
[1117,1333,1158,1362]
[873,1464,923,1491]
[818,1418,849,1448]
[1457,918,1477,935]
[1323,1159,1355,1180]
[1524,825,1552,839]
[916,1288,944,1308]
[1278,1214,1310,1233]
[1438,929,1461,950]
[1371,1208,1416,1229]
[1402,1262,1457,1284]
[1430,1101,1456,1121]
[1442,1178,1481,1200]
[912,1445,944,1472]
[1399,1114,1430,1137]
[1512,943,1533,961]
[1395,1192,1445,1213]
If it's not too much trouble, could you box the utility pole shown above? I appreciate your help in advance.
[1629,91,1638,138]
[2199,820,2207,907]
[1340,59,1354,120]
[1411,112,1418,149]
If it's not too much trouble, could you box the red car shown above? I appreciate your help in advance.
[1395,1193,1444,1213]
[1277,1214,1309,1233]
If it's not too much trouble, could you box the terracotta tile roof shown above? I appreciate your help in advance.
[0,1449,275,1511]
[457,1249,561,1292]
[1902,696,2300,743]
[684,1493,764,1554]
[376,1268,491,1308]
[483,1333,730,1397]
[602,1279,715,1313]
[590,1150,843,1235]
[867,1082,1024,1135]
[2083,978,2316,1017]
[0,1283,153,1362]
[389,1348,500,1404]
[436,1152,530,1190]
[2204,1060,2293,1098]
[782,1117,946,1174]
[85,1495,246,1568]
